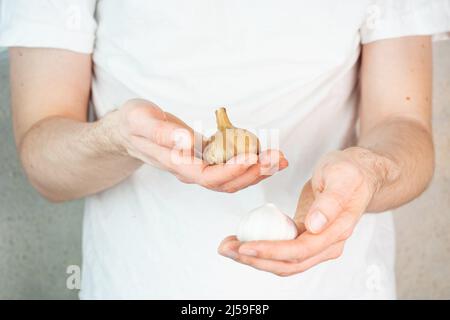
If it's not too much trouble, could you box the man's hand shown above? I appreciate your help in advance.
[10,48,287,201]
[107,99,288,193]
[218,147,399,276]
[218,36,434,276]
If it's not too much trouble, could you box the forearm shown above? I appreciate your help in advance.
[19,112,142,202]
[350,117,434,212]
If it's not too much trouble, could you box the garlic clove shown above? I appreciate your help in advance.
[203,107,260,165]
[237,203,298,242]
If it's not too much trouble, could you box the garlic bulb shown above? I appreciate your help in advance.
[237,203,298,242]
[203,107,260,165]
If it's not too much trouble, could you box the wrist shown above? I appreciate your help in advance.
[94,110,129,157]
[342,146,401,197]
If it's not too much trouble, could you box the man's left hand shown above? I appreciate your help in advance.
[218,147,395,276]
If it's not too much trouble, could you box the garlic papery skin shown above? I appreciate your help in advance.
[237,203,298,242]
[203,107,260,165]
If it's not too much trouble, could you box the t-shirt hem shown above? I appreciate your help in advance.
[0,22,95,54]
[361,1,450,44]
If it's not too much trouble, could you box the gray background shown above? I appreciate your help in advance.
[0,41,449,299]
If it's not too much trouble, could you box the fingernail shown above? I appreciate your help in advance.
[223,250,238,260]
[239,247,258,257]
[308,211,328,233]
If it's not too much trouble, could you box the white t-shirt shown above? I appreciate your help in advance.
[1,0,449,299]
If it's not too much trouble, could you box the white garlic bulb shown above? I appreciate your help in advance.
[237,203,298,242]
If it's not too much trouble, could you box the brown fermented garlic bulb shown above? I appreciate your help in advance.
[203,107,260,165]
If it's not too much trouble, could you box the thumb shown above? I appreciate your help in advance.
[304,191,344,234]
[124,99,195,150]
[145,119,194,150]
[305,163,362,234]
[129,111,194,150]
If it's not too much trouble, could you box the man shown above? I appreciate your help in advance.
[1,0,449,299]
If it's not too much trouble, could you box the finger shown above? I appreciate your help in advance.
[135,118,194,150]
[233,254,300,276]
[141,147,257,187]
[165,111,206,156]
[289,240,345,272]
[194,153,258,188]
[125,103,194,150]
[219,152,289,193]
[218,235,241,258]
[129,136,187,171]
[307,161,365,233]
[245,151,289,186]
[218,164,262,193]
[218,236,299,275]
[237,213,356,262]
[130,134,257,188]
[157,152,256,187]
[258,150,288,176]
[221,238,346,277]
[218,236,296,274]
[236,241,346,276]
[164,111,191,129]
[125,99,167,121]
[305,192,345,234]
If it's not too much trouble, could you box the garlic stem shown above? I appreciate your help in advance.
[215,107,234,131]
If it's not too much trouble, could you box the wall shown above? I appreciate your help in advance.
[0,51,82,299]
[394,40,450,299]
[0,41,449,299]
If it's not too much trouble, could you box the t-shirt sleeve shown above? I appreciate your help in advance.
[0,0,97,53]
[360,0,450,44]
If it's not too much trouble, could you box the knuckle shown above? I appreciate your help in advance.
[126,101,151,119]
[294,266,307,274]
[326,190,347,211]
[172,128,192,149]
[340,227,354,240]
[228,164,247,179]
[199,178,217,191]
[125,101,165,127]
[175,175,192,184]
[124,98,146,109]
[328,160,361,179]
[126,99,162,115]
[291,247,307,262]
[275,269,293,277]
[221,185,239,193]
[335,215,356,240]
[150,122,167,145]
[163,165,177,176]
[125,107,141,127]
[330,247,344,260]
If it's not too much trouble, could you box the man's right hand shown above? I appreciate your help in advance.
[107,99,288,193]
[11,48,287,200]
